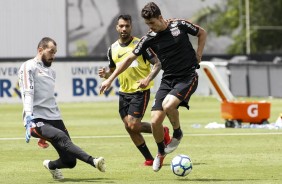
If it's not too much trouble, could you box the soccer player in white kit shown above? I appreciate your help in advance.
[18,37,105,180]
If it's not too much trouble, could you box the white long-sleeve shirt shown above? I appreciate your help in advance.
[18,58,61,120]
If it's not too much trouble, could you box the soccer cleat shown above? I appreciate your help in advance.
[144,159,154,166]
[38,138,49,149]
[152,153,166,172]
[164,133,183,154]
[163,126,171,146]
[93,157,106,172]
[43,160,64,180]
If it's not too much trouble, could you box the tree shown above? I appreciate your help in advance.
[193,0,282,54]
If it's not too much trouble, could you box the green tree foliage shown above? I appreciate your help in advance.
[193,0,282,54]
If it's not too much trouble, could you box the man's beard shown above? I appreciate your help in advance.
[120,32,130,40]
[42,54,53,67]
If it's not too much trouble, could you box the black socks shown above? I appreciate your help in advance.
[173,127,183,140]
[137,142,154,160]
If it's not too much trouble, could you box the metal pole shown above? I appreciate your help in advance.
[239,0,243,53]
[245,0,251,54]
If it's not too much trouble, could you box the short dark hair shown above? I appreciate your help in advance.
[117,14,132,24]
[141,2,161,19]
[37,37,56,49]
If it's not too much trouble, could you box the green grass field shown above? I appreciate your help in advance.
[0,96,282,184]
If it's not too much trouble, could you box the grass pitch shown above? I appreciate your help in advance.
[0,96,282,184]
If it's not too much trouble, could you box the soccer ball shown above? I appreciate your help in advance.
[171,154,193,177]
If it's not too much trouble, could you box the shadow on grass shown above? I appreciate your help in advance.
[58,177,115,183]
[174,178,273,182]
[163,162,206,167]
[192,162,207,165]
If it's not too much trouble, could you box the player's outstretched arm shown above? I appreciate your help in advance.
[98,67,115,79]
[100,52,137,94]
[196,26,207,64]
[138,55,161,88]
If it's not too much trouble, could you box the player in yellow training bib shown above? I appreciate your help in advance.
[99,14,170,166]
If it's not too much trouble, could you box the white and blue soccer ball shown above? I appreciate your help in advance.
[171,154,193,177]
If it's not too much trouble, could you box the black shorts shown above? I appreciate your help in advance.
[119,89,150,119]
[30,118,70,141]
[152,72,198,111]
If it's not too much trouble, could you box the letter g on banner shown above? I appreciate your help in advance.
[247,104,258,117]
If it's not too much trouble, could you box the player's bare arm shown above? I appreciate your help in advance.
[98,67,115,79]
[100,52,138,94]
[137,55,161,88]
[196,26,207,63]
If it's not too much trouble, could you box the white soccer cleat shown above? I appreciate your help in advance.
[93,157,105,172]
[152,153,166,172]
[43,160,64,180]
[164,136,182,154]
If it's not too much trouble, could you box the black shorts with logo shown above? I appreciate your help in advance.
[119,89,150,119]
[31,118,70,141]
[152,72,198,111]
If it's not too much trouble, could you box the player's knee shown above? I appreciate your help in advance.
[63,159,77,169]
[151,111,166,126]
[55,132,72,148]
[163,104,175,113]
[55,131,69,140]
[67,160,77,168]
[124,121,140,133]
[151,121,159,128]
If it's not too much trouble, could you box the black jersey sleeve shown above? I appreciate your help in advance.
[133,35,149,56]
[107,46,116,68]
[177,19,199,36]
[142,48,155,60]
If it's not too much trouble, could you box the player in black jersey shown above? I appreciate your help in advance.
[99,14,170,166]
[100,2,207,172]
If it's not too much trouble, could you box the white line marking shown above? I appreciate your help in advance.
[1,132,282,141]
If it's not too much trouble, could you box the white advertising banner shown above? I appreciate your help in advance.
[0,61,119,104]
[0,61,217,104]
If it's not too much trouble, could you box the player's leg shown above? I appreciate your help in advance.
[162,95,183,154]
[120,90,154,165]
[125,116,152,133]
[47,140,105,172]
[162,94,181,129]
[123,116,154,166]
[150,83,170,172]
[151,110,166,149]
[31,119,105,174]
[48,120,105,171]
[164,73,199,154]
[31,121,69,179]
[151,81,171,148]
[151,110,167,171]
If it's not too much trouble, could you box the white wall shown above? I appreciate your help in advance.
[0,0,66,57]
